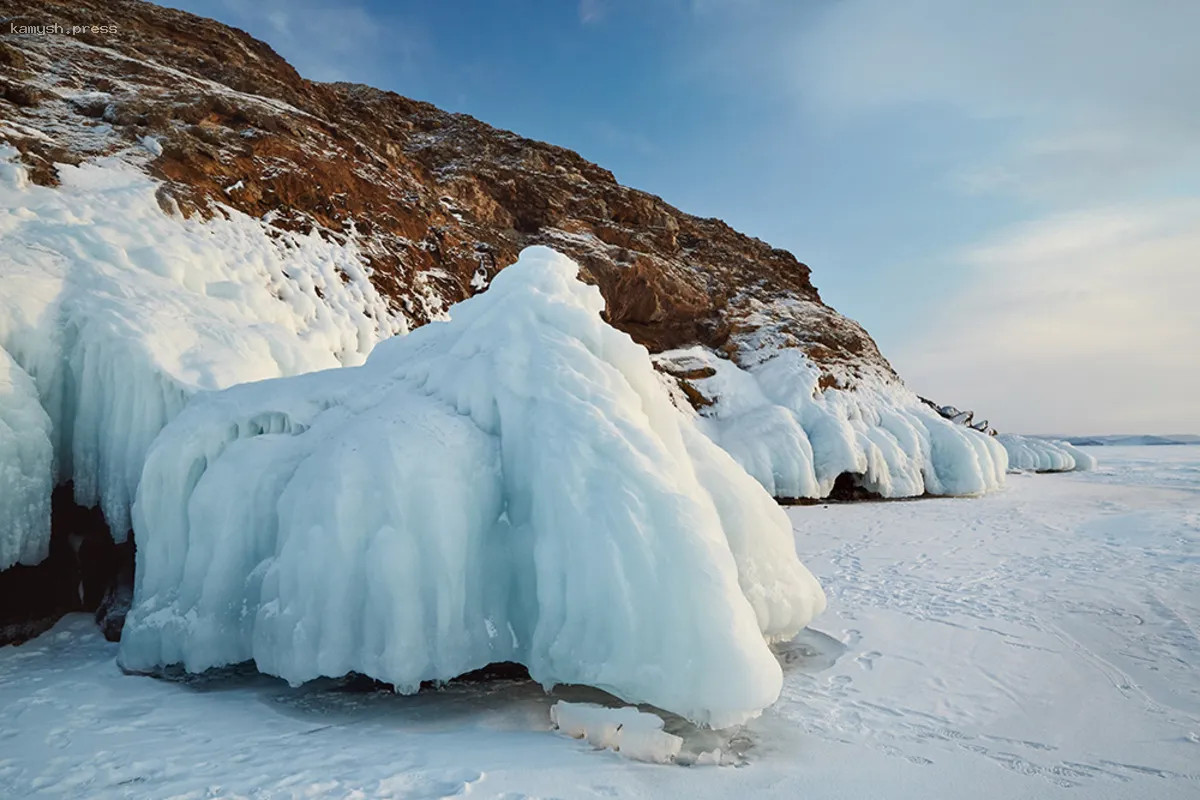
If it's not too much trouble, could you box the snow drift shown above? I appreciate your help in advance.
[0,346,53,570]
[997,434,1096,473]
[0,147,406,545]
[655,348,1009,501]
[118,246,826,727]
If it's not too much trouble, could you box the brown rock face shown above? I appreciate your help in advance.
[0,0,897,387]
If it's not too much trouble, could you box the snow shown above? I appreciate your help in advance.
[656,346,1008,500]
[0,147,407,543]
[998,433,1097,472]
[470,261,489,291]
[0,347,53,570]
[118,246,826,727]
[550,701,683,763]
[138,135,162,157]
[3,446,1197,799]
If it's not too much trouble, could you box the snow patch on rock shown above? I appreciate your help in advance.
[139,135,163,157]
[118,247,826,727]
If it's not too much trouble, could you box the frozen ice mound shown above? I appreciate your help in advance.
[655,347,1009,501]
[0,346,53,570]
[997,434,1096,472]
[0,147,406,545]
[118,246,826,727]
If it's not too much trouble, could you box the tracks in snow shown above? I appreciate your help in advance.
[776,466,1200,793]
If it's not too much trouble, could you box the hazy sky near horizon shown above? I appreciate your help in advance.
[162,0,1200,435]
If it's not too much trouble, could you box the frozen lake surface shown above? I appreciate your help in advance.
[2,446,1197,799]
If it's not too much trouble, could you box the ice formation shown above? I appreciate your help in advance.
[118,247,826,727]
[655,347,1009,501]
[0,346,53,570]
[0,147,406,545]
[997,434,1096,473]
[550,701,683,764]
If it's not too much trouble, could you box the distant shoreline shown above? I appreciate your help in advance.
[1032,434,1200,447]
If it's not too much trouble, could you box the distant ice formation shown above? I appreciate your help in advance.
[916,394,1093,474]
[654,348,1009,501]
[118,247,826,727]
[997,434,1096,472]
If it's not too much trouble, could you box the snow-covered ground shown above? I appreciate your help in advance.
[1,445,1197,799]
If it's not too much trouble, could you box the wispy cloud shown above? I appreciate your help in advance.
[890,200,1200,434]
[593,120,654,155]
[163,0,430,85]
[791,0,1200,201]
[579,0,606,25]
[679,0,1200,200]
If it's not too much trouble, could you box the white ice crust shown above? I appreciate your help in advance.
[0,148,406,544]
[118,246,826,727]
[0,346,53,570]
[997,434,1096,473]
[550,701,683,763]
[655,347,1009,500]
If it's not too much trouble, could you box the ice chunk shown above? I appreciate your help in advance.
[656,347,1008,501]
[0,148,407,540]
[550,701,683,764]
[998,434,1096,472]
[0,347,53,569]
[119,247,826,727]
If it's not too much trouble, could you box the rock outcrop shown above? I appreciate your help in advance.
[0,0,894,390]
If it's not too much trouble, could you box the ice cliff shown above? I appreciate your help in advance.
[655,348,1009,501]
[0,346,53,570]
[997,434,1096,473]
[118,247,826,727]
[0,146,406,543]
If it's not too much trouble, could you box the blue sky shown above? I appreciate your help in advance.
[162,0,1199,434]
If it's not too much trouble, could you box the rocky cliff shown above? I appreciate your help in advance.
[3,0,1013,647]
[0,0,894,391]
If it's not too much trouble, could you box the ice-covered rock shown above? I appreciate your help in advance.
[997,434,1096,472]
[0,147,406,544]
[119,247,826,727]
[950,410,974,426]
[655,348,1008,501]
[550,701,683,764]
[0,347,53,570]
